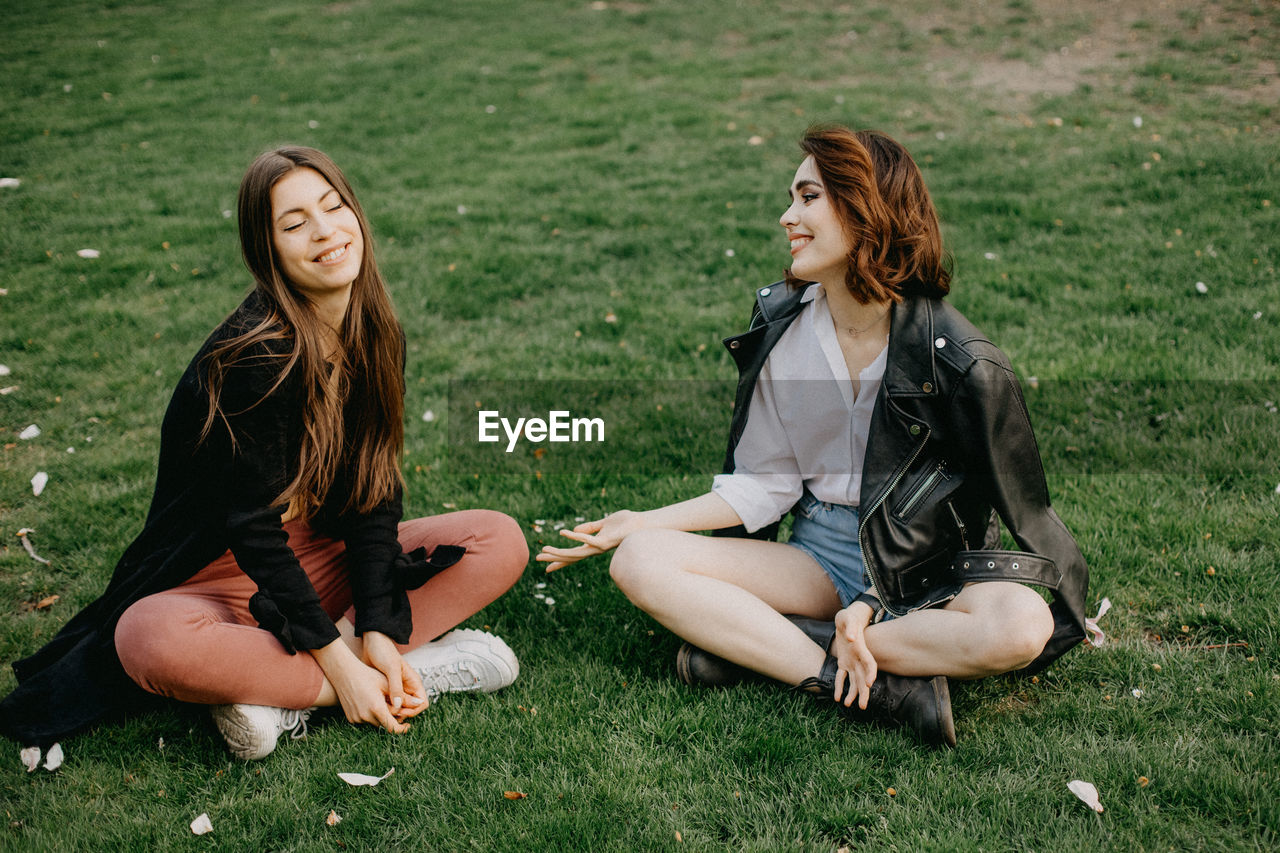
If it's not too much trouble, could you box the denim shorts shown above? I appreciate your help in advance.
[786,490,870,607]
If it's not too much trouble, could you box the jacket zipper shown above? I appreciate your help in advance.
[947,501,970,550]
[860,425,930,617]
[895,463,946,520]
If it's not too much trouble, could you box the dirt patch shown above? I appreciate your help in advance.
[910,0,1278,106]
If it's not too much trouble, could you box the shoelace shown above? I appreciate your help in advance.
[417,660,481,698]
[280,708,311,741]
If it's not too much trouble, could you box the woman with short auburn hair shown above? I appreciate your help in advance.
[540,125,1088,748]
[1,147,528,760]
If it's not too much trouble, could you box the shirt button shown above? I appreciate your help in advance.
[728,340,741,350]
[922,382,934,393]
[760,287,772,297]
[909,424,921,435]
[935,337,946,349]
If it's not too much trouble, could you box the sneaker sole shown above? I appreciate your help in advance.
[210,705,275,761]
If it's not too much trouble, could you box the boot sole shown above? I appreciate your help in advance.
[931,676,957,748]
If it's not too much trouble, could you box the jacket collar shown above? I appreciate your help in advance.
[754,281,807,325]
[882,295,939,397]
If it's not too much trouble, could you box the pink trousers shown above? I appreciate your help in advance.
[114,509,527,709]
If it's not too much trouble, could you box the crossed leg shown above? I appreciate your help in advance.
[608,528,1054,684]
[609,528,842,685]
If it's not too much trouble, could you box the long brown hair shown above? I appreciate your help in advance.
[785,125,952,302]
[202,146,405,518]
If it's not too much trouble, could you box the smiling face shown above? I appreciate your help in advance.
[779,155,852,288]
[269,167,364,310]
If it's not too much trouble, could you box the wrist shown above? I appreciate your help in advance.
[310,637,359,670]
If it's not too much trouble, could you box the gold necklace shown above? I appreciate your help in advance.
[837,307,889,337]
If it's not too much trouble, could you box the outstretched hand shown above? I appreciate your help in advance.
[535,510,642,572]
[832,603,878,710]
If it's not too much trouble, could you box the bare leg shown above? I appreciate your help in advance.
[608,528,843,685]
[607,529,1055,684]
[863,582,1055,679]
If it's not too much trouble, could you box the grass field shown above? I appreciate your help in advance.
[2,0,1278,849]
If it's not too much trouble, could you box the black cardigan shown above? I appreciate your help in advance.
[0,292,459,747]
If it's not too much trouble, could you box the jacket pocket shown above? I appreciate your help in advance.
[892,459,956,523]
[891,546,956,602]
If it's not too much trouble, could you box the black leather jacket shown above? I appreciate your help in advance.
[717,283,1088,674]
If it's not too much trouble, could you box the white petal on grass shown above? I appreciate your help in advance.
[17,528,51,565]
[1253,311,1263,320]
[0,387,17,396]
[485,105,497,114]
[20,746,41,772]
[1083,597,1111,647]
[1067,780,1104,813]
[0,178,20,189]
[422,409,435,422]
[1133,116,1143,128]
[31,471,49,496]
[1195,281,1208,294]
[725,249,735,257]
[0,365,9,376]
[76,249,100,259]
[19,424,40,440]
[1131,688,1143,698]
[42,743,63,771]
[222,209,233,219]
[308,120,319,129]
[457,205,468,215]
[747,135,764,145]
[1274,483,1280,494]
[338,767,395,786]
[544,597,556,606]
[190,813,213,835]
[984,252,997,260]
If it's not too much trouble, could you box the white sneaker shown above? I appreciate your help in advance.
[210,704,311,761]
[403,629,519,699]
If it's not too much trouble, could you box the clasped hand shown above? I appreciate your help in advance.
[535,510,640,572]
[314,631,429,734]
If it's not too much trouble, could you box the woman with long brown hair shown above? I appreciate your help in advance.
[1,147,527,760]
[538,126,1088,748]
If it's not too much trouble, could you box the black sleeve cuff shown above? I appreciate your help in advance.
[351,545,467,644]
[248,590,341,653]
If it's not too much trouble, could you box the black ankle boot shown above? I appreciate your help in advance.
[675,615,840,688]
[798,656,957,749]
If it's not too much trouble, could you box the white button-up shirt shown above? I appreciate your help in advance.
[712,283,887,533]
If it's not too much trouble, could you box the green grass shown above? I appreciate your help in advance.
[2,0,1278,849]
